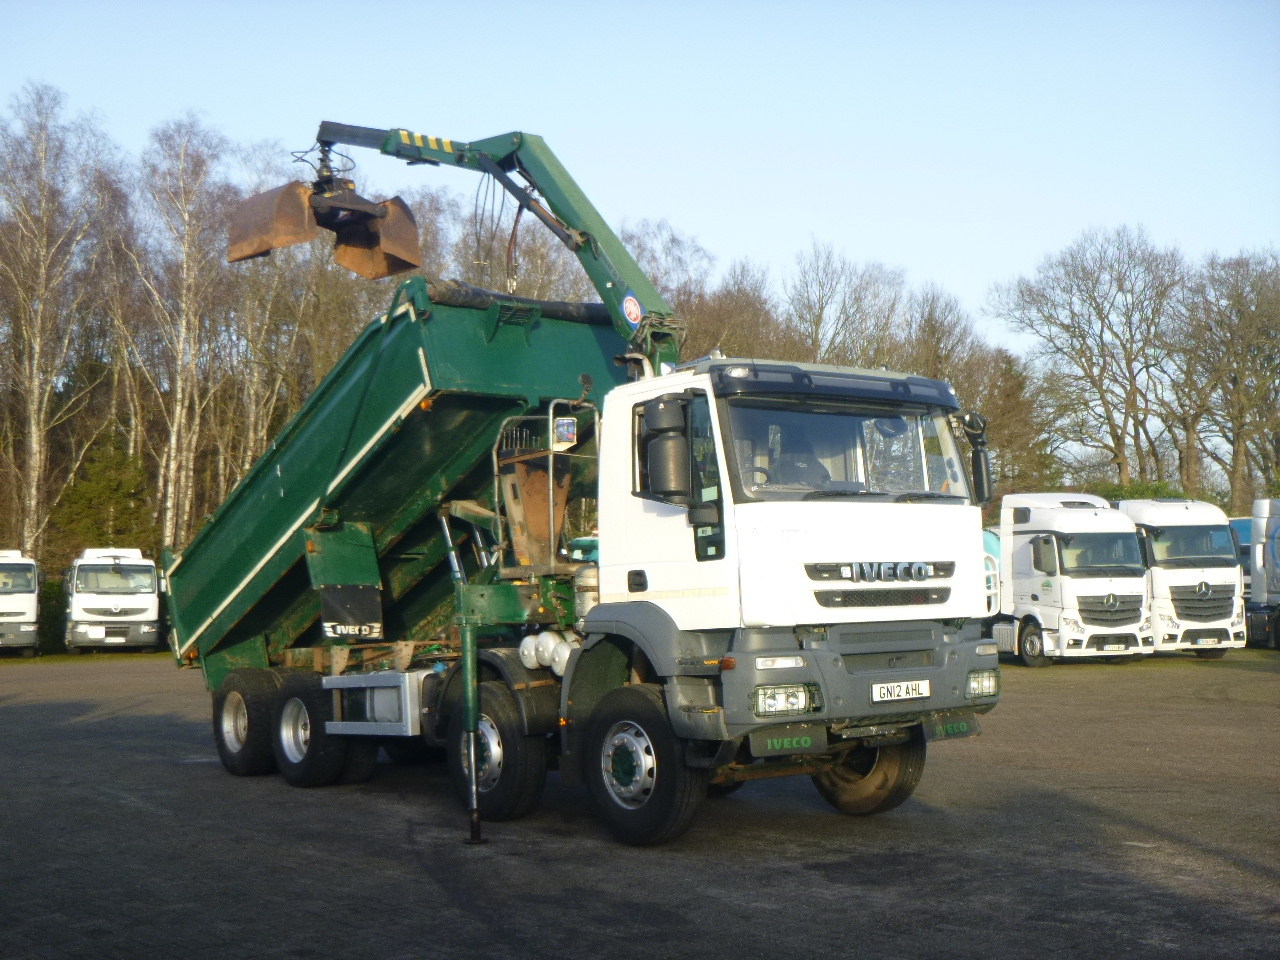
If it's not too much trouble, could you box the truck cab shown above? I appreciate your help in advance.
[64,549,162,652]
[1248,499,1280,648]
[988,493,1153,665]
[0,551,40,656]
[1116,499,1245,658]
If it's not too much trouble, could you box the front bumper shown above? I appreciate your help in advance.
[0,622,39,648]
[1050,624,1154,658]
[718,620,999,741]
[1155,622,1246,652]
[66,621,160,648]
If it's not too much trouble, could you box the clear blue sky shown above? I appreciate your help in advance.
[5,1,1278,342]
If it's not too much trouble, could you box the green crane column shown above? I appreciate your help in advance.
[459,620,483,843]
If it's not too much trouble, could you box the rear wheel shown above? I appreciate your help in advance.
[811,726,926,815]
[585,684,707,846]
[447,681,547,821]
[272,672,349,787]
[1019,622,1051,667]
[1194,648,1228,660]
[213,669,280,776]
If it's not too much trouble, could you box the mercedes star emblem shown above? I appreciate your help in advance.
[1103,594,1119,610]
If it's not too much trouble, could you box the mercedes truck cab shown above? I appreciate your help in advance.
[987,493,1153,666]
[1116,499,1245,658]
[0,551,40,656]
[64,549,162,652]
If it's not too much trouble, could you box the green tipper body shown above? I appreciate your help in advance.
[164,277,627,690]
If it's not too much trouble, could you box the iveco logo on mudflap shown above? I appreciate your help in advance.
[322,622,384,639]
[851,562,931,583]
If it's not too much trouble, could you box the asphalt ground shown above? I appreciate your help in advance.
[0,649,1277,960]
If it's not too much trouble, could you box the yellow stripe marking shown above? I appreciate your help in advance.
[427,136,438,150]
[399,130,410,144]
[413,132,423,147]
[442,138,453,153]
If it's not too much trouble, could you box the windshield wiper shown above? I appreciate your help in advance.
[802,489,887,500]
[894,492,965,502]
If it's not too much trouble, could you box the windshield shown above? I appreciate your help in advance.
[1148,524,1237,568]
[75,564,156,595]
[1059,533,1145,578]
[723,398,970,503]
[0,564,36,594]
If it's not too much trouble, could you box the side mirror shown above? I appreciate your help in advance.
[958,411,992,505]
[643,397,692,503]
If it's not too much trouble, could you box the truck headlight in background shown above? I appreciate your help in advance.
[18,624,37,632]
[755,655,805,670]
[754,683,823,717]
[966,670,1000,699]
[140,624,157,633]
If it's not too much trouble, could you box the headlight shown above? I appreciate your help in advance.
[755,655,805,670]
[18,624,37,632]
[754,683,823,717]
[975,643,998,656]
[966,669,1000,699]
[1060,617,1082,632]
[1139,617,1152,631]
[140,624,157,633]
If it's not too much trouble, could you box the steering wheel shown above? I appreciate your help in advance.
[749,465,772,484]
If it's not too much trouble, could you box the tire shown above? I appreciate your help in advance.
[21,647,35,658]
[584,684,708,846]
[272,672,349,787]
[1194,648,1228,660]
[340,739,381,784]
[213,669,280,776]
[447,681,547,821]
[811,726,927,816]
[1019,622,1051,667]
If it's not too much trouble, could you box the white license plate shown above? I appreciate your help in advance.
[871,679,931,703]
[1103,643,1126,651]
[85,626,106,639]
[104,637,127,644]
[1196,637,1219,645]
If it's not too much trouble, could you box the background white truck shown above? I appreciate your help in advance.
[64,549,163,653]
[1116,499,1244,659]
[986,493,1153,666]
[0,550,40,657]
[1247,499,1280,649]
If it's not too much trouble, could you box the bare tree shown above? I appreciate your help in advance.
[990,226,1183,485]
[0,83,116,558]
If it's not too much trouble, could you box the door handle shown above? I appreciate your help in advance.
[627,570,648,593]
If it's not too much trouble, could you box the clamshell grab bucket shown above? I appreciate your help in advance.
[226,181,320,263]
[333,196,421,280]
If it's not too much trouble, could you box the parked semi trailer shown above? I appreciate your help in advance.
[0,551,40,656]
[1248,499,1280,649]
[165,121,1001,845]
[986,494,1153,666]
[1115,499,1245,658]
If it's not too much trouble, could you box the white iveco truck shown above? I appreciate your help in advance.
[1115,499,1245,658]
[0,551,40,657]
[1248,499,1280,649]
[64,549,162,653]
[987,493,1153,665]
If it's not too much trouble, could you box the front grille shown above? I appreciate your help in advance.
[1182,628,1229,644]
[82,607,149,617]
[816,588,950,608]
[842,650,934,672]
[1086,634,1138,650]
[1078,595,1143,626]
[1169,584,1234,622]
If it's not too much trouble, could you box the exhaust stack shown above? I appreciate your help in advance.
[226,144,420,280]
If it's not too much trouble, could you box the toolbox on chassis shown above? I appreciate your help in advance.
[168,119,1001,845]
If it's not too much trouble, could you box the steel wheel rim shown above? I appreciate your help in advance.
[601,720,656,809]
[280,697,311,764]
[1024,631,1042,657]
[469,714,504,793]
[221,691,249,752]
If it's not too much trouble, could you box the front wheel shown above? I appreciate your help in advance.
[585,684,707,846]
[1019,622,1051,667]
[811,726,926,815]
[447,681,547,821]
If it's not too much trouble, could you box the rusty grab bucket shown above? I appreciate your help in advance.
[333,196,420,280]
[227,182,421,280]
[227,181,319,264]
